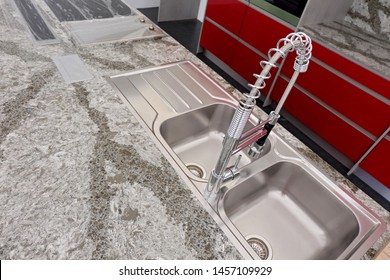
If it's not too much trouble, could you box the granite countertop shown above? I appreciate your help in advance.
[300,0,390,80]
[0,0,389,260]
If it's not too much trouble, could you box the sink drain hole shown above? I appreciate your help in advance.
[246,235,272,260]
[185,163,206,179]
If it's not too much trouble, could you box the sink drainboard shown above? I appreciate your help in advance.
[106,61,386,259]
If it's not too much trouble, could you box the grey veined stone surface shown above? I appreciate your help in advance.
[0,0,388,260]
[345,0,390,40]
[0,0,242,260]
[301,0,390,79]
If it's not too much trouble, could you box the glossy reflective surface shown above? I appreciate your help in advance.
[220,162,360,259]
[107,61,385,259]
[160,104,259,180]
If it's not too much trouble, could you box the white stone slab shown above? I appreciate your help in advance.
[53,54,93,84]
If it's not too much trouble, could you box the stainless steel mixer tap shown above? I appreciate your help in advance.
[204,32,313,206]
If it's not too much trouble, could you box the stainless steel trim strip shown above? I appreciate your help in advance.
[308,37,390,83]
[279,74,377,141]
[204,17,240,40]
[348,126,390,175]
[237,38,268,60]
[312,57,390,106]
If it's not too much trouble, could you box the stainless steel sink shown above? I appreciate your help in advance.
[159,103,270,181]
[218,161,381,259]
[106,61,386,259]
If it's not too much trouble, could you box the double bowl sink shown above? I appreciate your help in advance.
[107,61,385,259]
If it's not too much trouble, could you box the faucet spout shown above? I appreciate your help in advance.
[203,32,313,207]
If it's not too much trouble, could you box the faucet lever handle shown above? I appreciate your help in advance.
[222,155,242,183]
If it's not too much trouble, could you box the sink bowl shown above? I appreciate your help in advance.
[218,161,385,259]
[159,103,270,181]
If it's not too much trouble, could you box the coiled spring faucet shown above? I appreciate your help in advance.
[204,32,313,206]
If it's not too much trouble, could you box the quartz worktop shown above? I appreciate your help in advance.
[300,0,390,80]
[0,0,389,260]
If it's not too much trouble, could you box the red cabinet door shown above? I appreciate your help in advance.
[230,41,278,94]
[200,19,238,65]
[272,79,375,162]
[282,55,390,138]
[205,0,248,36]
[230,42,263,84]
[360,136,390,188]
[239,5,293,56]
[312,41,390,100]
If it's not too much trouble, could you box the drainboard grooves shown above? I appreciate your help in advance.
[127,75,176,112]
[141,72,189,113]
[156,68,203,108]
[167,68,204,104]
[169,65,213,103]
[179,63,230,100]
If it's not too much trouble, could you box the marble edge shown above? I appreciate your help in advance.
[299,24,390,82]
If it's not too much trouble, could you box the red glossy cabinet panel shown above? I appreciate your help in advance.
[272,79,375,162]
[201,1,389,188]
[282,56,390,138]
[230,42,262,83]
[205,0,248,35]
[200,20,238,65]
[312,41,390,100]
[360,137,390,188]
[230,42,277,94]
[239,6,292,55]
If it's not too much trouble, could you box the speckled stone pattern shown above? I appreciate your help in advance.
[345,0,390,40]
[301,20,390,78]
[0,0,389,260]
[300,0,390,78]
[0,0,242,259]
